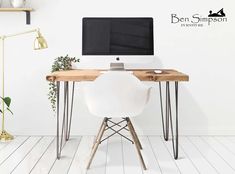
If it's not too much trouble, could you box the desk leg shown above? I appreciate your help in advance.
[56,81,61,159]
[56,81,75,159]
[159,81,179,159]
[159,82,170,141]
[56,81,68,159]
[66,82,75,141]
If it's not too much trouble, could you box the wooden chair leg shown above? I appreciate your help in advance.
[92,118,106,149]
[129,119,143,150]
[86,118,107,169]
[127,118,147,170]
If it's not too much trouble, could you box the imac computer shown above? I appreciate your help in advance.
[78,17,156,69]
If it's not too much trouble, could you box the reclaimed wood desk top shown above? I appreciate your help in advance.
[46,69,189,82]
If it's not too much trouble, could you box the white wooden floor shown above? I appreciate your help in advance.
[0,136,235,174]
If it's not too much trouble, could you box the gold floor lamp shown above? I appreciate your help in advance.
[0,28,48,141]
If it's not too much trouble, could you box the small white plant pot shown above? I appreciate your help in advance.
[10,0,26,8]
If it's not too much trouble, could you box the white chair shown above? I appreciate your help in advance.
[83,71,152,170]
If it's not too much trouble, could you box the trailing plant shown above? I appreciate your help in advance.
[0,97,13,116]
[48,55,79,112]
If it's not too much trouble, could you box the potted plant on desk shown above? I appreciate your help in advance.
[48,55,79,112]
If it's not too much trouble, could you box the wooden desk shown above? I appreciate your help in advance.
[46,69,189,160]
[46,69,189,82]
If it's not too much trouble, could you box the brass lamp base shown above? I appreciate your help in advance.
[0,130,14,141]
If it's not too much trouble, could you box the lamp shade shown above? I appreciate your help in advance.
[34,32,48,50]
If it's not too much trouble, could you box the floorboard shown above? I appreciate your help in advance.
[0,136,41,173]
[0,137,15,151]
[202,137,235,171]
[0,136,234,174]
[215,136,235,156]
[106,136,123,174]
[49,137,81,174]
[163,136,199,174]
[180,137,218,174]
[12,136,54,174]
[0,136,28,165]
[140,136,161,174]
[86,136,108,174]
[68,136,94,174]
[148,136,180,174]
[122,136,143,174]
[30,138,57,174]
[189,136,235,174]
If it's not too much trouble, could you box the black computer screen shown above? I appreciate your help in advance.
[82,18,154,55]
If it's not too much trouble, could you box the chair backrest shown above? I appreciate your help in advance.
[83,71,152,117]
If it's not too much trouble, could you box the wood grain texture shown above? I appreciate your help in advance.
[46,69,189,82]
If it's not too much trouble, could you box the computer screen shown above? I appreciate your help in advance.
[82,17,154,55]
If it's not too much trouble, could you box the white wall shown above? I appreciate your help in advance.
[0,0,235,135]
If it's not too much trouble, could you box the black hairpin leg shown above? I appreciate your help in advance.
[66,82,75,141]
[159,81,179,159]
[56,81,60,159]
[56,81,76,159]
[64,82,69,142]
[56,81,67,159]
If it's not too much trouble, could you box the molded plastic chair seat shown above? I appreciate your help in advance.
[83,71,151,118]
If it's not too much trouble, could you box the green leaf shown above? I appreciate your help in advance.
[0,109,2,113]
[3,97,11,107]
[7,108,13,115]
[49,55,79,112]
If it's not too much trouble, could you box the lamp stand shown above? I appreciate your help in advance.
[0,130,14,141]
[0,28,47,142]
[0,37,14,141]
